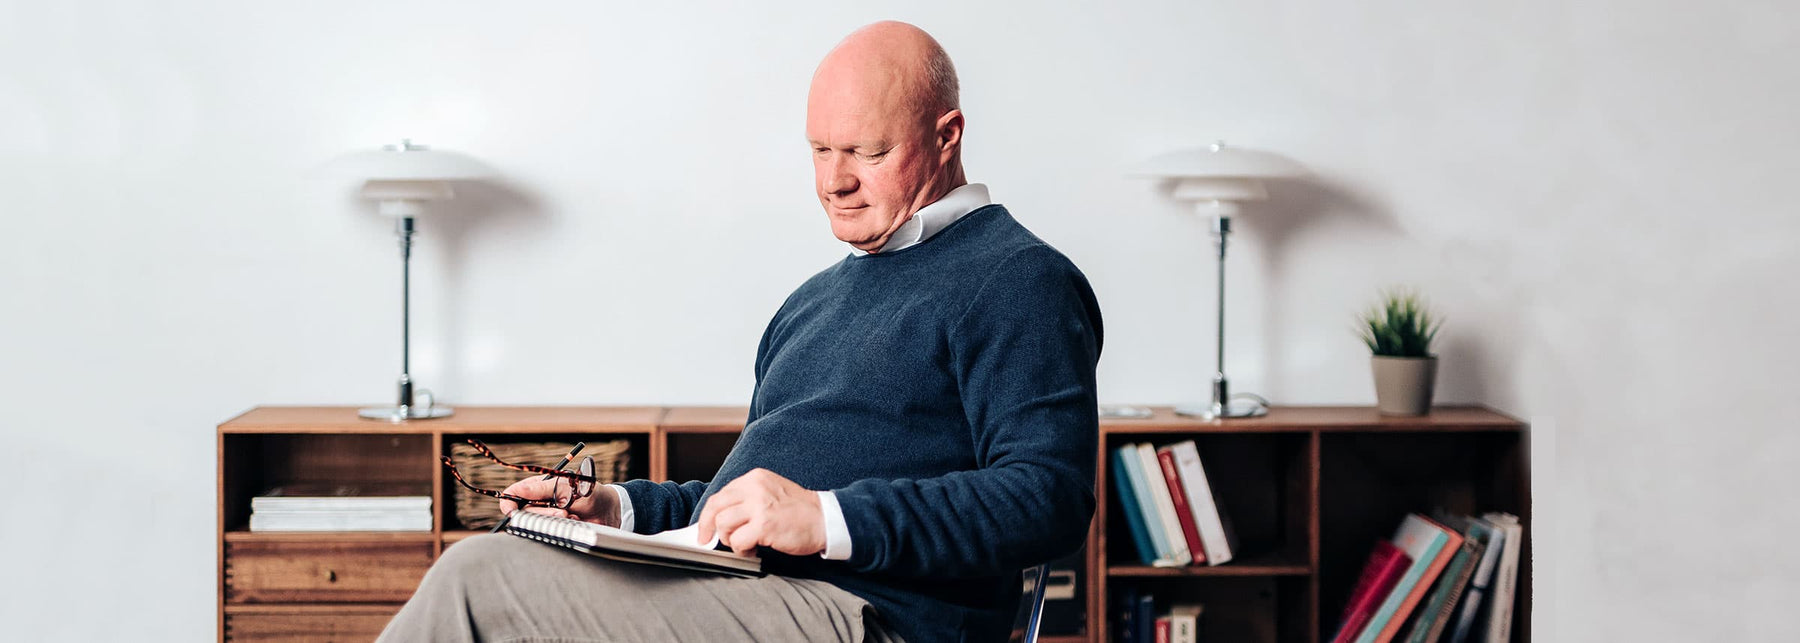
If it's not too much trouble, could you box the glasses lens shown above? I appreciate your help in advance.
[576,457,595,498]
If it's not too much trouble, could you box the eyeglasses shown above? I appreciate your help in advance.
[441,439,597,510]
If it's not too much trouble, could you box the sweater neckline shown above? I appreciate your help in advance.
[844,204,1004,261]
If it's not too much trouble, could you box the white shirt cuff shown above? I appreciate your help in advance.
[608,484,635,533]
[818,490,853,560]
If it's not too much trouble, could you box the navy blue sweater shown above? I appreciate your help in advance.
[620,205,1103,642]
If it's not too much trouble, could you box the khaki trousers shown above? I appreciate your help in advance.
[377,533,901,643]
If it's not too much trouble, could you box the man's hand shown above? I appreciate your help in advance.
[695,468,826,556]
[499,477,622,528]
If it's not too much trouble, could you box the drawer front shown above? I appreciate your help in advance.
[225,607,399,642]
[225,541,434,603]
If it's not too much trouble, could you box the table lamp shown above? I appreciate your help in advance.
[319,139,493,421]
[1134,141,1305,419]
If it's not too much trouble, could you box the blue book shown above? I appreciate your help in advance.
[1135,590,1156,643]
[1112,447,1159,565]
[1116,444,1172,562]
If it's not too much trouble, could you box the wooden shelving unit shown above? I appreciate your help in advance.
[1096,406,1529,643]
[216,404,1527,642]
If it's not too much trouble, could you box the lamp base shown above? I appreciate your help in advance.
[358,405,455,422]
[1174,396,1270,420]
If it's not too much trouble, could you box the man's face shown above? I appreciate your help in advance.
[806,74,948,252]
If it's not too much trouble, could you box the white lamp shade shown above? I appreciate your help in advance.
[1132,142,1306,180]
[317,140,494,182]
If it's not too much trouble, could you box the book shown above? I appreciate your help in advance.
[1113,447,1160,565]
[1117,586,1141,643]
[1355,514,1462,643]
[1154,447,1208,564]
[251,482,432,512]
[248,510,432,532]
[1167,604,1203,643]
[1135,443,1192,565]
[1154,616,1170,643]
[1330,540,1412,643]
[1118,444,1175,564]
[1135,591,1157,643]
[504,511,761,577]
[1167,440,1234,565]
[1401,523,1485,643]
[1479,512,1524,643]
[1448,518,1507,643]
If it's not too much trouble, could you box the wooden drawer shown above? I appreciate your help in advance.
[225,605,399,642]
[225,540,433,603]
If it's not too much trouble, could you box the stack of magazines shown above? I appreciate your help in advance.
[249,482,432,532]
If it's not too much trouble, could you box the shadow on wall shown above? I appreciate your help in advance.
[1248,176,1402,403]
[342,179,550,400]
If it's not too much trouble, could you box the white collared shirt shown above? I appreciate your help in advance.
[612,182,993,561]
[849,183,994,256]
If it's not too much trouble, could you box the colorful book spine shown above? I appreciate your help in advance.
[1403,530,1485,643]
[1136,443,1192,564]
[1449,518,1506,643]
[1154,447,1208,564]
[1480,512,1523,643]
[1330,540,1411,643]
[1112,447,1159,565]
[1355,514,1460,643]
[1117,444,1173,563]
[1168,440,1234,565]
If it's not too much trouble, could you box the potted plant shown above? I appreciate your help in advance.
[1357,289,1441,416]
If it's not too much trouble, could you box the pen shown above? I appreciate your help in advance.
[490,441,587,534]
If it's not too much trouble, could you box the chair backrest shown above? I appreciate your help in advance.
[1021,564,1052,643]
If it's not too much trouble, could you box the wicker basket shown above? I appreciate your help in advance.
[449,439,631,530]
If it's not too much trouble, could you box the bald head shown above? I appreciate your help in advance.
[815,21,959,116]
[807,22,968,253]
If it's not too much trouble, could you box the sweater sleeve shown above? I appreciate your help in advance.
[830,246,1103,578]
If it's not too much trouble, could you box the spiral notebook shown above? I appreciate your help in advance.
[504,512,762,578]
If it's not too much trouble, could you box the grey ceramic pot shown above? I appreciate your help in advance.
[1372,356,1437,416]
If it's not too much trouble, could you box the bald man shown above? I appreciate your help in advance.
[378,22,1102,643]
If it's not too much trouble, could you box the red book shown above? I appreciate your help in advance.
[1154,449,1208,564]
[1154,616,1171,643]
[1330,540,1412,643]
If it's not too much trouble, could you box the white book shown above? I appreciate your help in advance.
[1136,443,1192,565]
[1118,444,1174,563]
[249,510,433,532]
[1167,440,1233,565]
[1168,603,1203,643]
[1480,512,1523,643]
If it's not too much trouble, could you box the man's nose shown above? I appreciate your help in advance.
[822,155,858,195]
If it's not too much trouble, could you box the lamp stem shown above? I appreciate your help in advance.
[1212,214,1231,417]
[397,216,415,411]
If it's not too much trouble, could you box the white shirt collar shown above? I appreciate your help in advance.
[849,183,992,256]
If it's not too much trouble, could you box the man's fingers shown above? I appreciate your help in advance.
[726,519,762,555]
[522,506,569,519]
[710,503,754,549]
[500,477,558,517]
[695,488,742,544]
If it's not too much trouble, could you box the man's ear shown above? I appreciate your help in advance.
[935,109,964,160]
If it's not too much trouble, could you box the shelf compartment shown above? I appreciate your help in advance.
[1102,432,1314,571]
[220,433,434,533]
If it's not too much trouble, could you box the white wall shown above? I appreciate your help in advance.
[3,1,1797,640]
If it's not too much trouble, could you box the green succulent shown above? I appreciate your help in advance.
[1358,289,1440,358]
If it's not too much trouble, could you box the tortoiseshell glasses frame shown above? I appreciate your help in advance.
[441,438,598,510]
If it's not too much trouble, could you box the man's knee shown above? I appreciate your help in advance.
[427,533,520,585]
